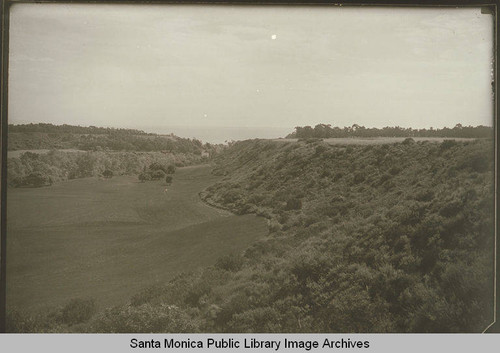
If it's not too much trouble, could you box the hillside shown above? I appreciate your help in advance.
[7,124,223,187]
[8,123,211,153]
[196,138,495,332]
[7,138,495,333]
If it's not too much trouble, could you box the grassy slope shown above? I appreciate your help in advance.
[6,165,267,312]
[84,138,494,333]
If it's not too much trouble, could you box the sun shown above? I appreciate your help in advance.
[271,34,277,40]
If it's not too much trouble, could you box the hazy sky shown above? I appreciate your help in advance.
[9,4,494,132]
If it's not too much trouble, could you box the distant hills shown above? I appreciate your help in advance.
[8,123,213,153]
[8,123,152,136]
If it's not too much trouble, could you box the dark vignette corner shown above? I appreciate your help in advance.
[0,0,10,335]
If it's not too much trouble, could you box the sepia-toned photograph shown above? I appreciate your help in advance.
[2,2,496,333]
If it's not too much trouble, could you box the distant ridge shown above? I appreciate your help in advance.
[8,123,153,136]
[8,123,210,152]
[287,123,493,139]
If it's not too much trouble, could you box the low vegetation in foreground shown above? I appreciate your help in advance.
[7,136,494,333]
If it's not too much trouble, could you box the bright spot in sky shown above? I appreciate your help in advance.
[204,114,207,118]
[271,34,277,40]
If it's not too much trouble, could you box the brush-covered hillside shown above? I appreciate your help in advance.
[7,124,222,187]
[8,123,210,153]
[196,138,494,332]
[9,138,494,333]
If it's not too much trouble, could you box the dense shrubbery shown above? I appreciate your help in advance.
[7,123,219,187]
[171,139,493,333]
[6,298,97,332]
[61,298,98,325]
[8,123,218,155]
[139,162,176,182]
[194,139,493,332]
[7,150,197,187]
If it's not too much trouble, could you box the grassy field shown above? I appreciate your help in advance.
[6,165,268,312]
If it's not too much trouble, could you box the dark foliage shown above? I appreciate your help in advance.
[61,298,98,325]
[102,169,114,178]
[191,139,493,332]
[288,123,493,139]
[8,123,219,156]
[8,150,207,187]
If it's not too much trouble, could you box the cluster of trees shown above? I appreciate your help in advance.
[288,124,493,139]
[138,162,176,182]
[7,150,198,187]
[7,138,494,333]
[9,123,152,135]
[7,124,223,187]
[8,123,217,155]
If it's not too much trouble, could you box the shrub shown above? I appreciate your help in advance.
[458,152,490,173]
[315,145,328,155]
[6,309,60,333]
[149,162,167,172]
[102,169,114,178]
[138,172,152,182]
[440,139,457,151]
[353,172,366,184]
[23,172,50,187]
[223,189,241,203]
[215,254,245,272]
[285,198,302,210]
[389,166,402,176]
[150,169,166,180]
[61,298,97,325]
[166,164,176,174]
[91,304,199,332]
[414,189,434,202]
[165,175,173,184]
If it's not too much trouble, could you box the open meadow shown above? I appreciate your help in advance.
[6,165,268,312]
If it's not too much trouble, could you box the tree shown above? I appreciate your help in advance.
[102,169,114,179]
[139,172,151,182]
[150,169,166,180]
[166,165,176,174]
[24,172,49,187]
[165,175,173,184]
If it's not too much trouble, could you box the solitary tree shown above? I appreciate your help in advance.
[166,165,176,174]
[102,169,114,178]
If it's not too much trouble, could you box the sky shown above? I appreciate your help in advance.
[8,4,495,137]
